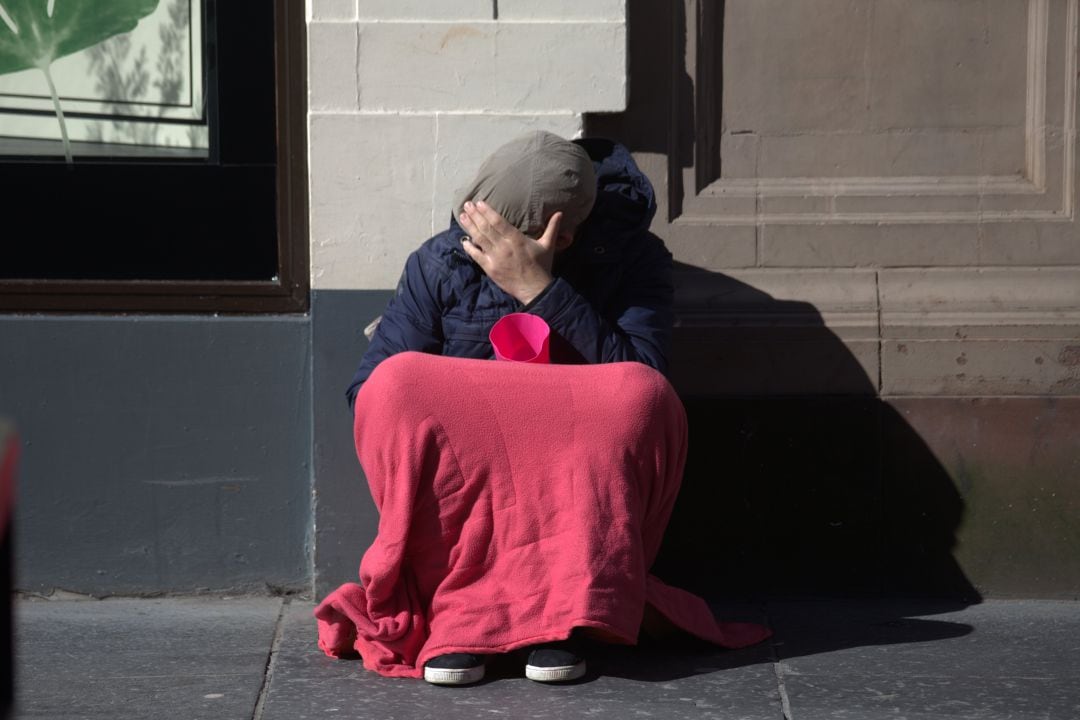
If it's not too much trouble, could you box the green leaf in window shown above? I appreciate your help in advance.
[0,0,161,162]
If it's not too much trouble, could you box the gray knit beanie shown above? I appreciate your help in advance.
[453,131,597,237]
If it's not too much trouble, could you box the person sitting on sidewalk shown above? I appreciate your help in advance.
[315,131,770,686]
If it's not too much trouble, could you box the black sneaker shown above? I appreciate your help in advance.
[423,653,486,685]
[524,641,586,683]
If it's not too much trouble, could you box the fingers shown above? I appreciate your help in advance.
[461,200,522,244]
[473,200,513,235]
[536,211,563,251]
[460,201,494,238]
[458,210,486,255]
[460,235,485,263]
[461,199,553,255]
[459,202,497,252]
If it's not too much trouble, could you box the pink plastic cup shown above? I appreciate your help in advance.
[489,313,551,364]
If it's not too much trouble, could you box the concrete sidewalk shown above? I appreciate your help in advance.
[11,596,1080,719]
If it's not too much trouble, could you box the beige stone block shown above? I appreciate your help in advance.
[872,224,980,266]
[880,267,1080,340]
[723,0,870,134]
[876,129,1021,178]
[682,189,758,219]
[357,0,490,20]
[869,0,1027,130]
[311,0,355,21]
[309,114,437,290]
[308,22,358,111]
[431,113,583,234]
[356,22,625,112]
[760,223,980,267]
[758,195,833,216]
[664,224,757,269]
[882,340,1080,395]
[977,221,1080,265]
[492,22,625,112]
[357,22,496,111]
[497,0,625,21]
[832,193,980,216]
[756,133,886,179]
[718,132,758,179]
[880,268,1080,313]
[756,129,1022,181]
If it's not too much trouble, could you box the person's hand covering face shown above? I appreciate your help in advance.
[459,200,564,306]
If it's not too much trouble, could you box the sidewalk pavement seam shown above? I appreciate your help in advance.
[250,598,289,720]
[771,657,795,720]
[765,603,795,720]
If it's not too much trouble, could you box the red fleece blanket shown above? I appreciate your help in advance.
[315,352,770,677]
[0,423,16,537]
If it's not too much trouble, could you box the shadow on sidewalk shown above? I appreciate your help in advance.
[601,265,979,683]
[564,598,974,684]
[650,265,982,603]
[415,595,973,685]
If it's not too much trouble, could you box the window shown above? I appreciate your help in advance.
[0,0,307,313]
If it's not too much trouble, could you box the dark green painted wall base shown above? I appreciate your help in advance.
[311,290,386,597]
[3,292,1075,600]
[0,316,312,595]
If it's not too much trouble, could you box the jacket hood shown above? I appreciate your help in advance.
[444,136,656,260]
[573,137,657,241]
[453,131,597,238]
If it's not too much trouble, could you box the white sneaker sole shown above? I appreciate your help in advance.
[525,661,586,683]
[423,664,485,685]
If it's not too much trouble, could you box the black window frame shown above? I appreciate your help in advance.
[0,0,308,314]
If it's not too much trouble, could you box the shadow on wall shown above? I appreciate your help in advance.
[584,0,981,606]
[650,263,981,606]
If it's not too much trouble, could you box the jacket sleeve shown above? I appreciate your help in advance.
[523,236,674,374]
[346,250,445,410]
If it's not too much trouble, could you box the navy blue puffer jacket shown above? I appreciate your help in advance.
[346,138,674,409]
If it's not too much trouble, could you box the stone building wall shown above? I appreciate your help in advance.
[306,0,626,290]
[305,0,1080,598]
